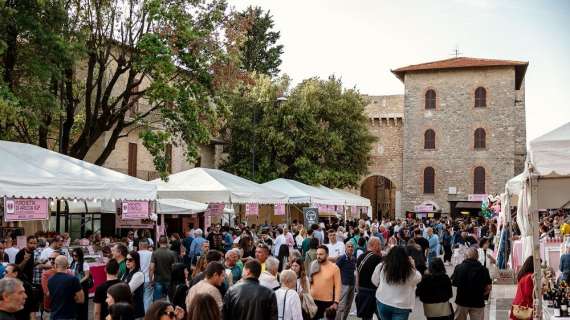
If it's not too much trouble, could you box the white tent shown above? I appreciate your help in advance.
[331,188,372,207]
[262,178,344,205]
[504,122,570,319]
[156,199,208,215]
[152,168,287,204]
[0,140,156,200]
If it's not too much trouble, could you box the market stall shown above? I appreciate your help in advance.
[0,140,158,295]
[152,168,288,228]
[504,122,570,319]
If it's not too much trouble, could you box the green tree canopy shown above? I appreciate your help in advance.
[223,75,376,188]
[237,6,284,77]
[0,0,245,179]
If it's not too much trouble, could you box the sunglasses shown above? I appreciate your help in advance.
[127,258,134,262]
[162,311,175,319]
[48,258,56,261]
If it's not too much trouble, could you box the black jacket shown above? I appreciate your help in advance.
[451,258,492,308]
[222,278,277,320]
[416,273,453,304]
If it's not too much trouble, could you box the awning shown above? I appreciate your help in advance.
[0,140,157,201]
[456,202,482,209]
[262,178,344,205]
[156,199,208,215]
[152,168,287,204]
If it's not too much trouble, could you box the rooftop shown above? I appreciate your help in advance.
[391,57,529,90]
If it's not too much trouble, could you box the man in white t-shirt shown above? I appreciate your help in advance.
[326,229,345,262]
[5,238,20,264]
[272,228,286,257]
[137,239,153,312]
[40,235,64,262]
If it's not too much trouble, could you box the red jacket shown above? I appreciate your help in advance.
[510,273,533,319]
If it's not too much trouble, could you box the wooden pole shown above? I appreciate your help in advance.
[529,174,542,320]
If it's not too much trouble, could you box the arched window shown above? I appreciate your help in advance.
[474,128,486,149]
[425,89,436,110]
[423,167,435,194]
[424,129,435,149]
[475,87,486,108]
[474,167,486,194]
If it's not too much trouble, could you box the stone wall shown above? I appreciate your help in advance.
[401,67,527,213]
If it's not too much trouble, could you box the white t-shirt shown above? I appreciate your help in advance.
[40,247,55,262]
[372,263,422,310]
[6,247,19,264]
[275,288,303,320]
[138,249,152,282]
[326,241,345,258]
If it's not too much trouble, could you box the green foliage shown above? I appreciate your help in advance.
[238,6,284,77]
[1,0,244,179]
[223,75,376,188]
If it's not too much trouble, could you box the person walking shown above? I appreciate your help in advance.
[150,236,178,301]
[222,260,278,320]
[137,239,153,312]
[326,230,345,262]
[70,248,92,320]
[0,278,27,320]
[510,256,534,320]
[290,258,310,294]
[309,245,342,320]
[112,244,129,279]
[47,256,84,320]
[335,241,356,320]
[304,238,319,272]
[416,258,453,320]
[355,237,382,320]
[188,229,206,266]
[185,262,225,312]
[426,228,440,265]
[451,248,492,320]
[478,238,497,283]
[93,259,122,320]
[441,227,453,265]
[275,270,303,320]
[15,236,38,284]
[372,246,422,320]
[224,249,243,286]
[122,251,145,319]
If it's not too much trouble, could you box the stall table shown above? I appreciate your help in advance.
[88,263,107,296]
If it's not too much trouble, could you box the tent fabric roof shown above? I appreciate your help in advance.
[391,57,528,90]
[0,140,157,200]
[330,188,372,207]
[262,178,344,205]
[157,199,208,215]
[529,122,570,176]
[152,168,287,204]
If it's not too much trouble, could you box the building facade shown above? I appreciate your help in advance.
[363,57,527,218]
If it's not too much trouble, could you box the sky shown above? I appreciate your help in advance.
[229,0,570,141]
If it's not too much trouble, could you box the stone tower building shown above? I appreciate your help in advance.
[362,57,528,218]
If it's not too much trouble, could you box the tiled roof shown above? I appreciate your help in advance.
[391,57,529,89]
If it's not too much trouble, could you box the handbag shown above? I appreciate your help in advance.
[300,292,317,318]
[423,302,453,318]
[512,305,533,320]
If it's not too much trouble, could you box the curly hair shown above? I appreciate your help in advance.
[383,246,414,285]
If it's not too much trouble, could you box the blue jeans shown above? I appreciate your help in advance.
[377,301,411,320]
[153,281,169,301]
[144,282,154,311]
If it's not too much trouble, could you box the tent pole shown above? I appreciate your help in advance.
[56,199,61,233]
[529,174,542,320]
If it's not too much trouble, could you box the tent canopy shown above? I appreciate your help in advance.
[330,188,372,207]
[529,122,570,177]
[262,178,344,205]
[157,199,208,215]
[0,140,156,200]
[152,168,287,204]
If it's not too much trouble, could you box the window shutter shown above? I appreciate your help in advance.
[475,87,486,108]
[474,128,486,149]
[423,167,435,194]
[425,90,436,110]
[424,129,435,149]
[474,167,486,194]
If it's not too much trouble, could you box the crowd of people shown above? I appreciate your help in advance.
[0,215,521,320]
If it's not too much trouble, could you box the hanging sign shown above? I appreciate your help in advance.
[245,203,259,216]
[361,206,369,214]
[303,207,319,228]
[207,203,225,216]
[121,201,150,220]
[274,203,286,216]
[414,205,433,213]
[327,205,335,212]
[4,198,49,222]
[336,205,344,214]
[468,194,487,202]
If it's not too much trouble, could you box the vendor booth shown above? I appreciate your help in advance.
[0,140,158,295]
[152,168,288,229]
[504,122,570,319]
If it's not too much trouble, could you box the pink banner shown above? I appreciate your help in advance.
[327,205,335,212]
[121,201,150,220]
[4,198,49,221]
[361,206,368,213]
[245,203,259,216]
[115,214,154,229]
[207,203,225,216]
[336,205,344,213]
[274,203,285,216]
[351,206,358,215]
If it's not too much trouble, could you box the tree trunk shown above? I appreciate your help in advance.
[60,68,76,154]
[94,118,125,165]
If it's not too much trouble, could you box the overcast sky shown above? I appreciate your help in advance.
[229,0,570,141]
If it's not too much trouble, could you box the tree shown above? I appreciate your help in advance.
[238,6,283,77]
[0,0,244,179]
[223,75,376,188]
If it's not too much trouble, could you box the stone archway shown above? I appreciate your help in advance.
[360,175,397,220]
